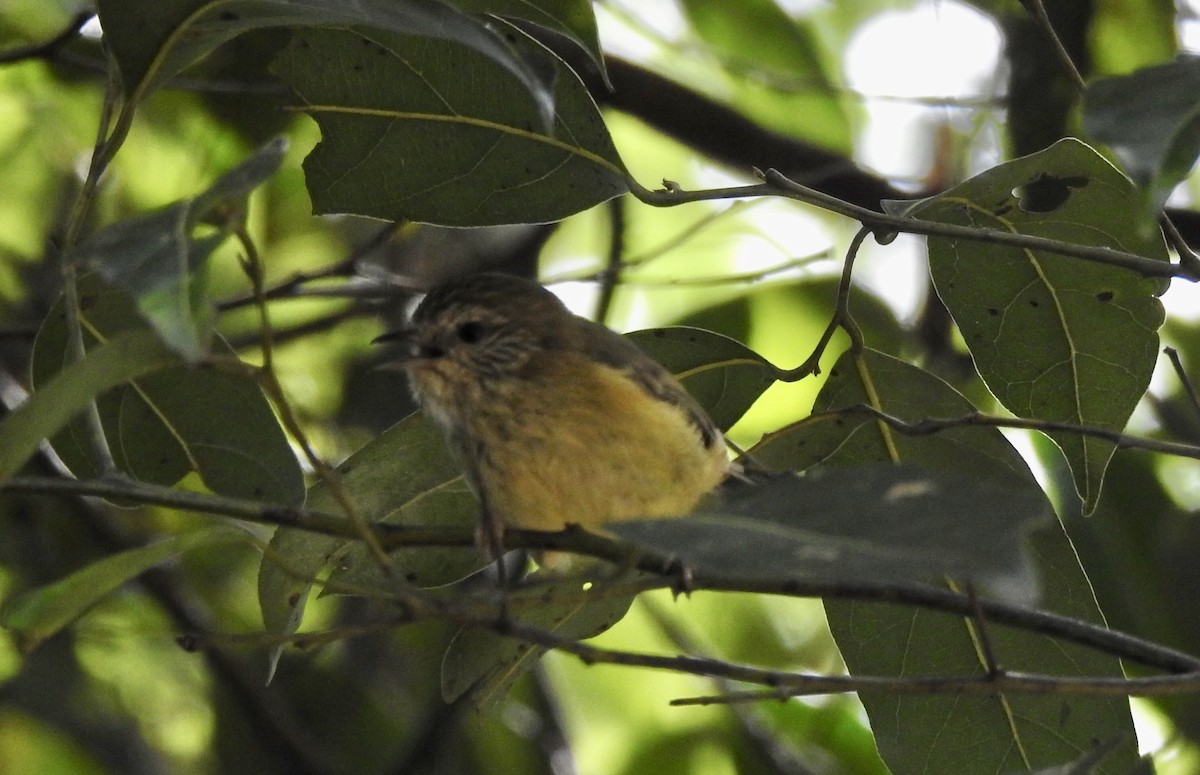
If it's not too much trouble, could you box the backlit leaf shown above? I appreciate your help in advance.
[890,138,1167,511]
[1084,56,1200,214]
[96,0,554,122]
[441,578,635,707]
[751,348,1138,775]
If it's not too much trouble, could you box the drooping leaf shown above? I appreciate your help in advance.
[273,22,627,225]
[450,0,605,78]
[626,327,776,432]
[0,328,178,484]
[441,577,635,707]
[30,278,304,506]
[1084,55,1200,214]
[68,138,287,360]
[751,348,1139,775]
[1,526,248,652]
[889,138,1167,511]
[612,463,1045,602]
[95,0,554,124]
[257,410,477,678]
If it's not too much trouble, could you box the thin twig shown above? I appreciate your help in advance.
[593,197,626,325]
[812,404,1200,461]
[1165,346,1200,419]
[218,222,402,312]
[628,173,1192,281]
[234,227,393,572]
[780,226,872,381]
[1018,0,1086,88]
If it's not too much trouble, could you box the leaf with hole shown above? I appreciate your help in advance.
[888,138,1167,512]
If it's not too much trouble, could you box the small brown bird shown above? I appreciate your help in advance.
[376,272,731,569]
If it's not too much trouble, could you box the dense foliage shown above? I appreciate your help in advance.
[2,1,1200,773]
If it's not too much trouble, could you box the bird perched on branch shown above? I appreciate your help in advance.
[374,272,732,570]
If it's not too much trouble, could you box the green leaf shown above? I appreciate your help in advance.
[30,279,304,506]
[274,23,627,225]
[751,348,1138,775]
[612,463,1045,602]
[1,526,248,652]
[441,579,635,707]
[257,411,477,678]
[95,0,554,123]
[69,138,287,360]
[0,328,179,483]
[450,0,605,78]
[892,138,1167,512]
[836,528,1139,775]
[1084,55,1200,214]
[754,349,1047,484]
[625,327,776,432]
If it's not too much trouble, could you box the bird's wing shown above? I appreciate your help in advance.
[574,318,722,450]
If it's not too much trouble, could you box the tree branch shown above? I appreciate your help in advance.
[5,473,1200,676]
[628,171,1192,281]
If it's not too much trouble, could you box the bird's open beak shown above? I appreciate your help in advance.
[371,328,419,371]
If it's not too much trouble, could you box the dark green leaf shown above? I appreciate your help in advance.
[891,138,1167,511]
[69,138,287,359]
[274,23,627,225]
[0,328,179,483]
[257,411,477,678]
[753,348,1138,775]
[1084,55,1200,213]
[31,279,304,506]
[1,526,248,652]
[612,463,1045,601]
[96,0,554,124]
[626,327,776,432]
[450,0,605,78]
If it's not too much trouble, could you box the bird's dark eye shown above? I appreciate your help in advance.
[456,321,485,344]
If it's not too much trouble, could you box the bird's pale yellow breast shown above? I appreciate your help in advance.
[467,351,729,534]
